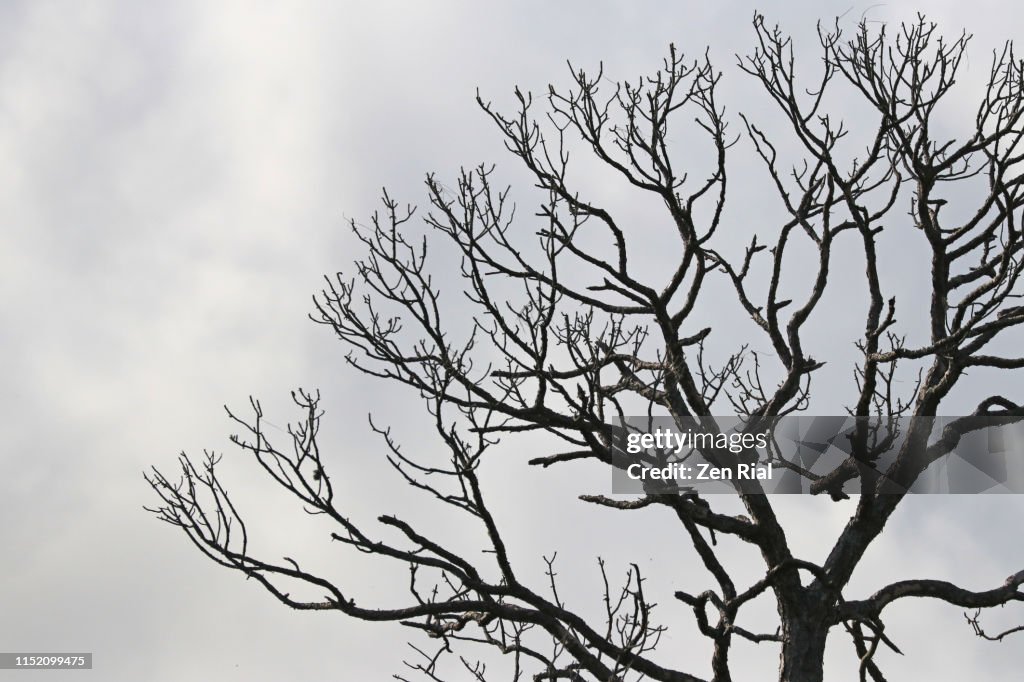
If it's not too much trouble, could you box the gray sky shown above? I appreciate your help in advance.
[3,1,1024,680]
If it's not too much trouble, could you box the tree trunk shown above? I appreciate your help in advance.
[778,605,828,682]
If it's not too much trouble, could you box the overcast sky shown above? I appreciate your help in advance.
[3,1,1024,680]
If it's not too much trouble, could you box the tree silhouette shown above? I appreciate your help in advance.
[146,13,1024,682]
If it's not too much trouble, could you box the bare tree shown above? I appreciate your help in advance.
[146,14,1024,682]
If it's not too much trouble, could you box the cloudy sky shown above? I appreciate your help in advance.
[3,1,1024,680]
